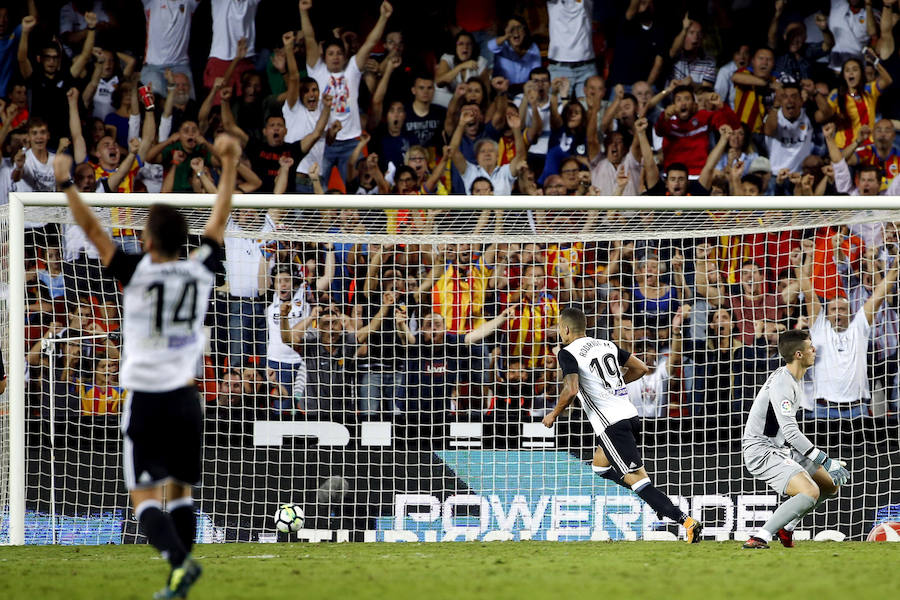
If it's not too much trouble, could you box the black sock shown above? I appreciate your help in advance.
[633,479,688,523]
[169,498,197,554]
[137,500,187,568]
[592,465,629,490]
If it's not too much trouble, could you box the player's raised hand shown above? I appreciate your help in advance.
[53,153,74,184]
[214,133,241,160]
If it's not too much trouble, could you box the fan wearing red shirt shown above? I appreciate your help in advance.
[655,85,739,176]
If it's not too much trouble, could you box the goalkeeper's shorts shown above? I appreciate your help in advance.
[743,443,818,495]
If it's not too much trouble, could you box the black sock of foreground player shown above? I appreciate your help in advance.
[136,500,187,568]
[168,497,197,554]
[632,477,688,523]
[592,464,629,490]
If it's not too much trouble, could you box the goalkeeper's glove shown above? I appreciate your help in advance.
[809,449,850,487]
[823,457,850,487]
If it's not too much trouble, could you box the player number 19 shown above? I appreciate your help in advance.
[590,354,624,389]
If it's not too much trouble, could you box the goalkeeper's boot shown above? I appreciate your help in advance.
[683,516,703,544]
[775,528,794,548]
[153,556,203,599]
[742,536,770,550]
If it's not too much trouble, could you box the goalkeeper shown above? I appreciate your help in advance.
[741,329,848,549]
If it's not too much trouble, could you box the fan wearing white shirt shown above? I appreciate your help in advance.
[203,0,260,94]
[448,108,527,195]
[140,0,200,99]
[798,238,900,418]
[282,29,337,193]
[300,0,393,184]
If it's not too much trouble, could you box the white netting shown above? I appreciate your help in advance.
[5,198,900,543]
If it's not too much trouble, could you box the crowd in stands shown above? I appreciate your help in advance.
[4,1,900,435]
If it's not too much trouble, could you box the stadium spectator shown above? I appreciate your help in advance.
[300,0,393,184]
[608,0,665,90]
[204,0,260,97]
[820,51,893,149]
[770,13,833,82]
[18,13,96,145]
[266,269,313,415]
[640,119,732,195]
[0,4,34,98]
[280,305,357,416]
[654,85,738,176]
[828,0,876,71]
[627,304,688,418]
[403,73,446,151]
[668,14,716,87]
[731,261,783,346]
[764,82,815,174]
[487,16,541,91]
[449,109,526,196]
[715,42,751,110]
[799,238,900,418]
[433,31,489,108]
[544,0,596,101]
[140,0,199,98]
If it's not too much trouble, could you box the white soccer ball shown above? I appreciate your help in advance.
[273,503,305,533]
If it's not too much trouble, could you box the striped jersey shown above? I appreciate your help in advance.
[503,293,560,368]
[732,68,775,133]
[557,336,637,433]
[827,83,881,149]
[855,145,900,190]
[432,256,493,334]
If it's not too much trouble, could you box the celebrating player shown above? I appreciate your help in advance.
[741,329,848,549]
[542,307,704,543]
[53,133,241,597]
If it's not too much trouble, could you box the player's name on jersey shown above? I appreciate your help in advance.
[252,421,556,448]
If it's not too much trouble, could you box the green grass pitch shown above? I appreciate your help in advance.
[2,541,898,600]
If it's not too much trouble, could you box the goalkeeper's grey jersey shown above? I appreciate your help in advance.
[742,366,815,456]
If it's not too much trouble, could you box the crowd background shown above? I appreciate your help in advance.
[2,1,900,441]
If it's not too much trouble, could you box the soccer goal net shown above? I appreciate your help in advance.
[3,194,900,545]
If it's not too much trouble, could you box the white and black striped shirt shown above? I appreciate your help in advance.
[558,336,636,434]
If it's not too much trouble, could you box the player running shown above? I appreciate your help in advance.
[53,133,241,597]
[741,329,848,549]
[542,307,703,543]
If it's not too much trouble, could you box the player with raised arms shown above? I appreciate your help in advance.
[53,133,241,597]
[542,306,703,543]
[741,329,848,549]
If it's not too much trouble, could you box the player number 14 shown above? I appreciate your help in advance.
[146,280,198,334]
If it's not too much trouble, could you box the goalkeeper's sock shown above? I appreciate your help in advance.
[136,499,187,568]
[631,478,688,523]
[785,493,832,531]
[169,496,197,554]
[758,493,816,539]
[592,464,629,490]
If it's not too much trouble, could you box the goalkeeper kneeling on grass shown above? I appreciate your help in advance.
[741,329,848,549]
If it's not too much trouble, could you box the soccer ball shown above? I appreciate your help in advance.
[273,503,305,533]
[866,522,900,542]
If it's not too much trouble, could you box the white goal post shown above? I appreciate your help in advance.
[4,192,900,546]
